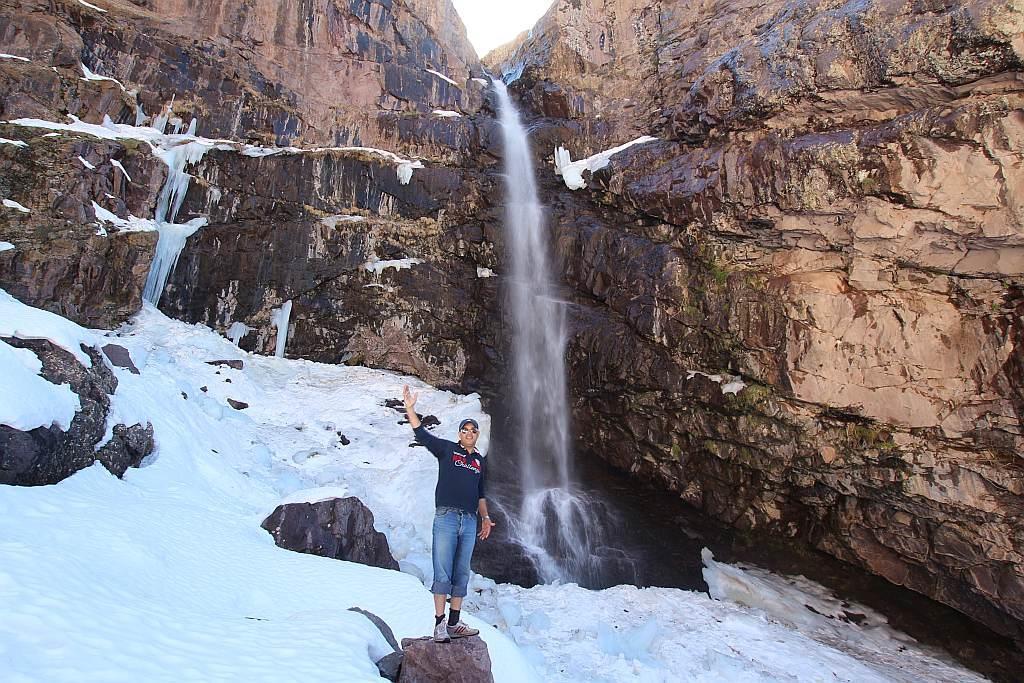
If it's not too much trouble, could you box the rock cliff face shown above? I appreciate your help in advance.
[1,0,505,393]
[489,0,1024,642]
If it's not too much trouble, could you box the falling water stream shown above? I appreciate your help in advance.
[493,80,637,586]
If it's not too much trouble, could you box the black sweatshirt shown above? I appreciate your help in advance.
[414,425,487,514]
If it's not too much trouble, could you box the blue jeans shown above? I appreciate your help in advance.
[431,506,477,598]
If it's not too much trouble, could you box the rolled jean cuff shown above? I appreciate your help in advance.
[431,580,453,596]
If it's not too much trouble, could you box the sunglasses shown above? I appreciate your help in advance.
[459,427,479,434]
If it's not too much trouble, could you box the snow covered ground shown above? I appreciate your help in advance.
[0,292,985,682]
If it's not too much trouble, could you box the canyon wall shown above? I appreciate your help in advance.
[1,0,505,392]
[487,0,1024,642]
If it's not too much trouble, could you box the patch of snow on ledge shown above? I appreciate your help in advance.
[432,110,462,118]
[3,198,30,213]
[476,267,496,278]
[363,256,423,275]
[91,201,164,233]
[320,215,365,229]
[77,155,96,170]
[8,117,427,186]
[81,64,126,91]
[687,369,747,395]
[0,137,28,147]
[471,78,489,86]
[0,53,31,62]
[111,159,132,182]
[77,0,107,11]
[554,136,658,190]
[425,68,458,87]
[0,241,14,252]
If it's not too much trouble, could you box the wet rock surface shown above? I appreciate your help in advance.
[0,338,153,485]
[261,497,401,571]
[488,0,1024,645]
[398,636,493,683]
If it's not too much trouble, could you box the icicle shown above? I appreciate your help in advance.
[134,103,146,127]
[269,301,292,358]
[154,141,212,225]
[226,322,250,346]
[141,217,207,304]
[186,118,197,136]
[152,96,175,134]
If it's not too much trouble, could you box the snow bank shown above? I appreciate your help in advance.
[0,292,984,683]
[0,137,28,147]
[0,241,14,252]
[0,293,530,682]
[554,136,658,190]
[0,338,81,431]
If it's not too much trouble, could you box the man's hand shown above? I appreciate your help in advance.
[478,517,495,540]
[402,385,421,429]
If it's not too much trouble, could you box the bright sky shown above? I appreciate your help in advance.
[451,0,554,58]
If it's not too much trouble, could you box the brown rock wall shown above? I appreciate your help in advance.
[496,0,1024,642]
[0,124,162,327]
[0,0,484,153]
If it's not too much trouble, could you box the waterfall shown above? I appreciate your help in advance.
[493,80,636,587]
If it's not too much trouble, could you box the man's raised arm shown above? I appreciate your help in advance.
[403,384,421,429]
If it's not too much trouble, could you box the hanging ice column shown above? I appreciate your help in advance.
[270,300,292,358]
[493,80,635,587]
[141,139,210,304]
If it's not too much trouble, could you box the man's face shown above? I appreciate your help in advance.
[458,423,479,450]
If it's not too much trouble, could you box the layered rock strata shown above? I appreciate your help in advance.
[489,0,1024,642]
[1,0,485,149]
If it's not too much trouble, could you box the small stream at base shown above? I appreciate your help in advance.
[472,414,1024,683]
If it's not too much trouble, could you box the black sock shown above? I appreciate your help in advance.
[435,614,445,626]
[448,609,461,626]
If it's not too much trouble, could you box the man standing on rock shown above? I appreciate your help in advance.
[403,385,495,643]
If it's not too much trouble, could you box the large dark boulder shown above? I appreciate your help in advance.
[261,497,400,571]
[0,337,154,485]
[399,636,493,683]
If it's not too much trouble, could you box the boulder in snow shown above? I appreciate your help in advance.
[261,497,400,571]
[349,607,403,681]
[399,636,493,683]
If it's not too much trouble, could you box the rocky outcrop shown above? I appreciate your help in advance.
[490,0,1024,642]
[0,124,161,327]
[261,497,401,571]
[0,338,154,485]
[399,636,493,683]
